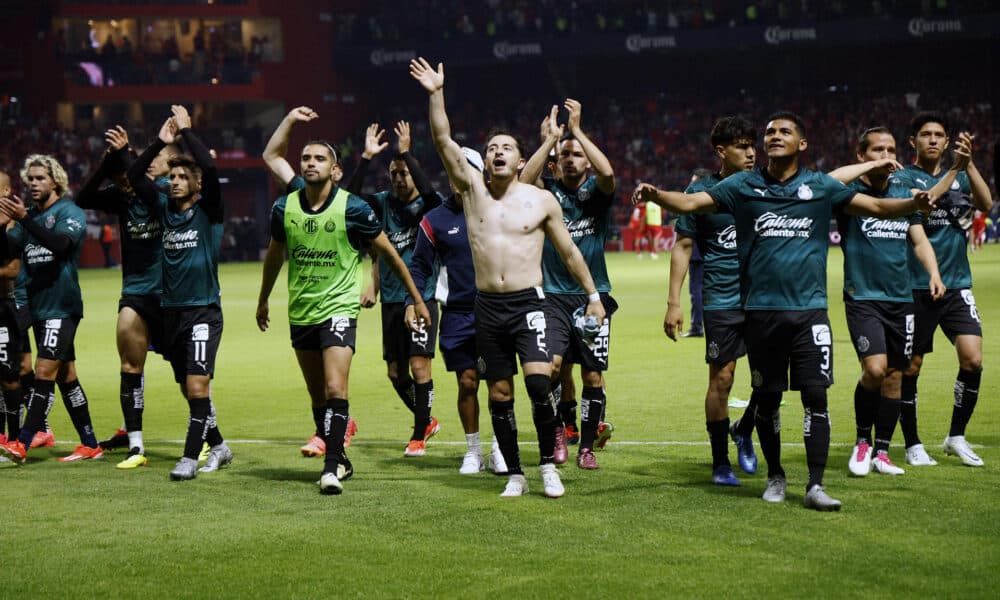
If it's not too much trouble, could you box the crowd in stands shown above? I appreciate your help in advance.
[335,0,995,44]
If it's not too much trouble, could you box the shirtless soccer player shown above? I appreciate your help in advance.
[411,57,605,498]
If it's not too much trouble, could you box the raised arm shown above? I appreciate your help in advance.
[565,98,615,194]
[173,105,222,222]
[127,118,174,208]
[827,158,905,184]
[409,57,472,193]
[907,223,946,300]
[665,236,693,341]
[961,133,994,212]
[632,183,716,214]
[541,192,606,324]
[520,105,562,187]
[396,121,439,207]
[344,123,387,199]
[263,106,317,187]
[77,126,132,211]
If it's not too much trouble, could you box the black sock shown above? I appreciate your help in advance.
[0,388,9,437]
[801,387,830,491]
[18,380,54,446]
[734,393,759,437]
[205,401,224,447]
[874,396,901,453]
[392,377,416,413]
[489,400,522,475]
[707,418,731,469]
[950,368,981,437]
[899,374,921,447]
[557,399,578,429]
[183,397,211,459]
[312,405,326,436]
[526,374,556,464]
[58,380,98,448]
[754,392,783,479]
[120,372,144,433]
[854,381,879,444]
[411,380,433,441]
[322,398,349,473]
[579,386,605,451]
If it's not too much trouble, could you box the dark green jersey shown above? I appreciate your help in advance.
[13,266,27,308]
[371,190,439,304]
[708,167,856,311]
[541,175,613,294]
[151,194,223,308]
[677,173,740,310]
[8,198,86,320]
[838,179,920,302]
[893,165,973,290]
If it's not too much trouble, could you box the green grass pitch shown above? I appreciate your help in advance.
[3,247,998,598]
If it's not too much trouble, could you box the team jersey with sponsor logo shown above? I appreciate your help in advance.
[708,167,856,311]
[838,179,920,302]
[541,175,613,295]
[893,164,973,290]
[149,194,223,308]
[369,190,440,303]
[7,198,86,319]
[676,172,740,310]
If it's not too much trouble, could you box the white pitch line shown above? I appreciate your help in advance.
[71,440,999,449]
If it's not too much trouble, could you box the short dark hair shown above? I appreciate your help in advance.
[167,154,202,180]
[710,116,757,147]
[302,139,339,164]
[766,111,806,137]
[483,127,525,158]
[910,111,949,137]
[856,126,893,154]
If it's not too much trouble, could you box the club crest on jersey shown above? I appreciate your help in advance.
[577,188,591,202]
[324,220,336,233]
[797,184,813,200]
[45,215,56,229]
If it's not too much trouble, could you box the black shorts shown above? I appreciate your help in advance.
[0,299,27,380]
[475,287,550,380]
[16,304,32,354]
[163,305,223,384]
[912,289,983,355]
[745,309,834,392]
[32,317,79,363]
[381,302,439,362]
[703,309,747,365]
[844,298,914,369]
[119,294,167,356]
[544,292,618,372]
[290,317,358,352]
[439,309,476,373]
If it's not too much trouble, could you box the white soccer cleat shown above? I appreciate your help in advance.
[871,452,905,475]
[848,441,873,477]
[762,475,786,503]
[319,472,343,495]
[459,450,484,475]
[803,485,842,512]
[488,444,509,475]
[942,436,984,467]
[500,474,527,497]
[905,443,938,466]
[539,463,564,498]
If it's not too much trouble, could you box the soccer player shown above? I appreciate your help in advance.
[664,116,758,486]
[634,111,933,511]
[411,57,605,498]
[127,106,232,481]
[344,121,443,457]
[257,131,430,495]
[78,125,170,469]
[519,99,617,469]
[643,198,663,259]
[0,170,26,453]
[893,112,992,467]
[405,148,508,475]
[0,155,102,464]
[828,127,945,476]
[262,106,360,456]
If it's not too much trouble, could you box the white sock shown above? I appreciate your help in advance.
[465,432,481,452]
[127,430,144,453]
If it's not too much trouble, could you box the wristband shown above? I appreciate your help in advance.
[588,292,600,303]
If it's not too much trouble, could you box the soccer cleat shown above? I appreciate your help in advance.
[404,439,426,457]
[488,446,509,475]
[0,440,27,464]
[680,330,703,338]
[540,463,564,498]
[459,450,484,475]
[423,416,440,442]
[344,417,358,448]
[198,444,233,473]
[0,434,6,444]
[553,426,568,465]
[99,428,129,450]
[333,453,354,481]
[942,435,984,467]
[58,445,104,462]
[848,441,873,477]
[871,452,904,475]
[500,474,528,497]
[565,424,580,445]
[300,435,326,458]
[116,447,148,470]
[30,429,56,449]
[729,425,758,474]
[319,472,343,495]
[594,421,614,450]
[577,448,600,470]
[803,485,842,511]
[762,475,787,503]
[904,443,938,466]
[198,442,210,463]
[170,457,198,481]
[712,465,741,486]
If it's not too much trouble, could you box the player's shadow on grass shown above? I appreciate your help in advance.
[623,455,764,499]
[238,466,323,483]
